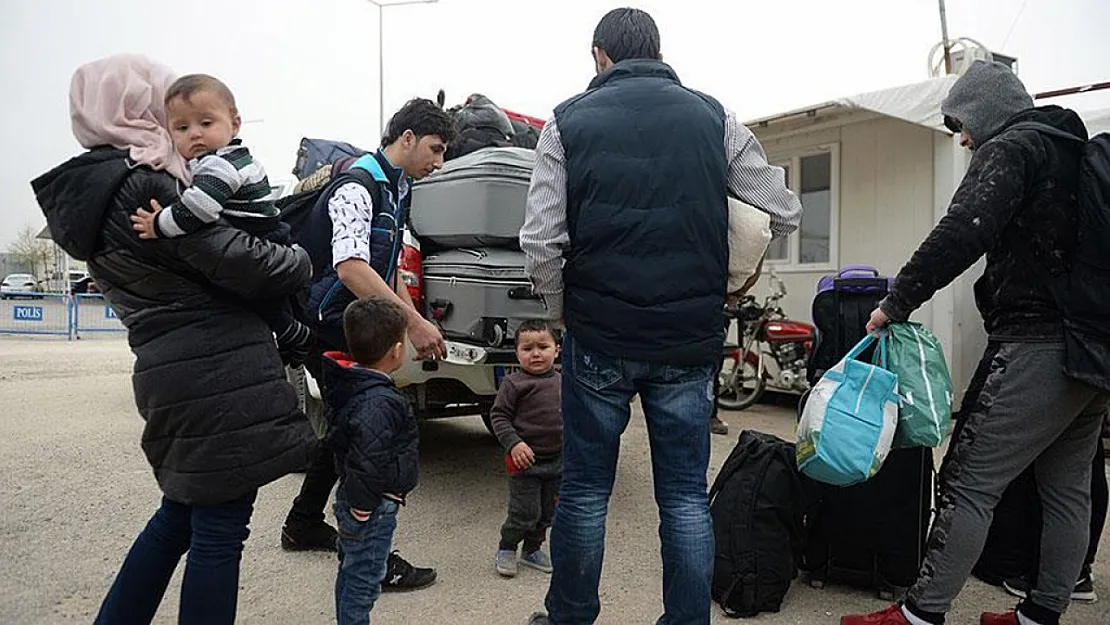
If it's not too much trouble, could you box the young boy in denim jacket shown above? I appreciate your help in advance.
[324,296,419,625]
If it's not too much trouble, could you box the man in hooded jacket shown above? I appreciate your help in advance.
[842,61,1110,625]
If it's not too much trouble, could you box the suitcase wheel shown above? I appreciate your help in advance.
[809,579,826,589]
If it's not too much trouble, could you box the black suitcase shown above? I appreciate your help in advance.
[807,266,892,384]
[799,266,935,600]
[801,447,933,598]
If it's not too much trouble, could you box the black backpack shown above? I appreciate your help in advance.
[445,126,512,161]
[709,430,805,618]
[445,95,515,161]
[276,166,381,280]
[1008,123,1110,391]
[509,118,540,149]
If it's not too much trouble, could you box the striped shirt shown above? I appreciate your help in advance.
[520,110,803,320]
[155,139,278,238]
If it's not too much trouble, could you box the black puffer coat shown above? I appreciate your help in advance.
[32,148,316,505]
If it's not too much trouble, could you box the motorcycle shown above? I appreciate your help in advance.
[717,272,815,411]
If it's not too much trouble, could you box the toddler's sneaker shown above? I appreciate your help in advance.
[521,549,553,573]
[496,548,518,577]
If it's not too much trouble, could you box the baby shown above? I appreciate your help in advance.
[132,74,311,365]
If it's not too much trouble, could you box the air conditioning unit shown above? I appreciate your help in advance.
[991,51,1019,73]
[929,38,1018,77]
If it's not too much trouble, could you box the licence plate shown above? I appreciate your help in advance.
[444,342,487,365]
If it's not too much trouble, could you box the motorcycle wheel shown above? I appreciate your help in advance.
[716,348,766,411]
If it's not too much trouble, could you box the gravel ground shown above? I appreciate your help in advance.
[1,336,1106,625]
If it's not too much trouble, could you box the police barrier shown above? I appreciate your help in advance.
[0,292,73,337]
[73,293,126,337]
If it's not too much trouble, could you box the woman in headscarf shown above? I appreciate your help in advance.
[32,54,316,625]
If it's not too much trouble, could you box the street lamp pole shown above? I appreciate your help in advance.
[368,0,440,137]
[379,7,385,133]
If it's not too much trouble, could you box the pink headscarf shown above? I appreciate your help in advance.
[69,54,191,183]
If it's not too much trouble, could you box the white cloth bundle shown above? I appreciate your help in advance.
[727,196,772,294]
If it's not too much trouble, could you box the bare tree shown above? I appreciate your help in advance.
[7,224,53,280]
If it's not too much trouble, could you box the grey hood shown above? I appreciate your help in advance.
[941,60,1034,146]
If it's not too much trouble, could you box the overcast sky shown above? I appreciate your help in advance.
[2,0,1108,250]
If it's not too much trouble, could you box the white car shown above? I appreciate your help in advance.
[0,274,43,299]
[276,184,519,435]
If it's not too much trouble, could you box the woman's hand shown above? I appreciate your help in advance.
[131,199,162,240]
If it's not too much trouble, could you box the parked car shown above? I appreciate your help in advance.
[1,273,44,299]
[69,275,99,295]
[393,230,528,428]
[288,229,528,435]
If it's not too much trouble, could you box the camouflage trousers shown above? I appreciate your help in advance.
[906,342,1109,616]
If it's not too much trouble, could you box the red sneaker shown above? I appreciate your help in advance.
[980,612,1019,625]
[841,605,910,625]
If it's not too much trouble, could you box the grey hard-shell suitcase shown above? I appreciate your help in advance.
[422,248,546,347]
[409,147,534,249]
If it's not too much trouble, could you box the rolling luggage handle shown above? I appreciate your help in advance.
[428,299,452,322]
[837,265,881,277]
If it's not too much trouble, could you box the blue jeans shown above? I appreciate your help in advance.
[545,334,716,625]
[334,485,399,625]
[94,491,257,625]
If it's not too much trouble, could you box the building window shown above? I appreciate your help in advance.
[800,152,832,264]
[767,145,838,270]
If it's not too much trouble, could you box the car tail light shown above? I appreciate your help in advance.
[399,244,423,313]
[502,108,546,129]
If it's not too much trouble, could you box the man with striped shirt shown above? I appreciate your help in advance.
[522,8,801,625]
[132,74,311,365]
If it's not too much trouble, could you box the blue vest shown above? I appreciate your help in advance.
[303,150,411,352]
[554,60,729,365]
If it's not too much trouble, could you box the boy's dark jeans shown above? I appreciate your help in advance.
[500,455,562,553]
[334,484,399,625]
